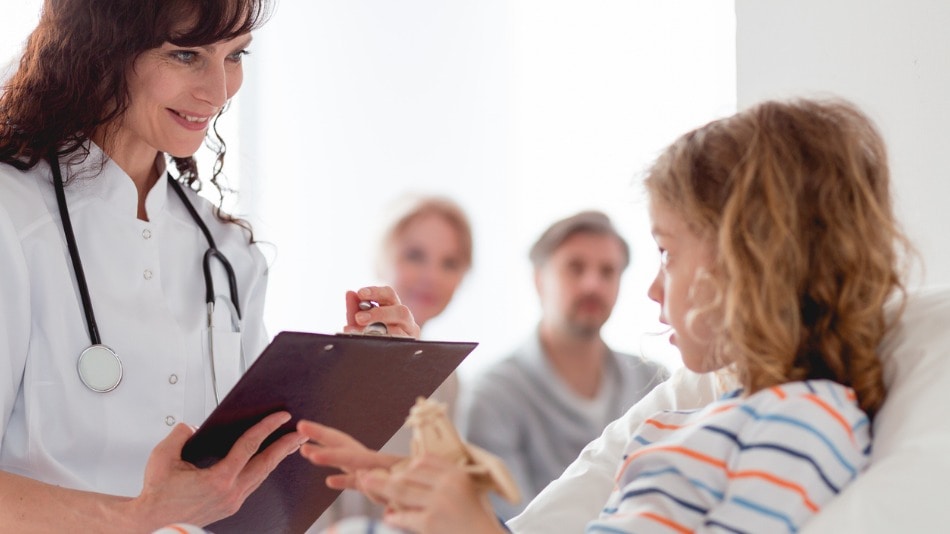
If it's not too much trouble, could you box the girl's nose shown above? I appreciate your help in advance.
[647,268,663,304]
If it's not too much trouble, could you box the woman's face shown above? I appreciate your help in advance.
[647,197,722,373]
[385,213,468,328]
[116,33,253,159]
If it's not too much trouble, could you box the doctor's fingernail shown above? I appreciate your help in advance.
[358,288,372,297]
[355,312,370,323]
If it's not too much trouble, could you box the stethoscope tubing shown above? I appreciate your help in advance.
[167,177,242,320]
[50,152,243,394]
[51,153,103,346]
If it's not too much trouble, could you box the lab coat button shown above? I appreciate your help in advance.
[165,415,176,426]
[168,374,179,384]
[143,269,153,280]
[142,229,152,239]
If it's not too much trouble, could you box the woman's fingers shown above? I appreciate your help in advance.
[234,430,306,498]
[357,286,401,306]
[344,290,362,329]
[344,286,421,338]
[214,411,293,479]
[135,413,299,527]
[151,423,196,463]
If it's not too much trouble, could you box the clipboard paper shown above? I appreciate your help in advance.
[180,331,477,533]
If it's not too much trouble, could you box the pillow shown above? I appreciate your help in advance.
[802,286,950,532]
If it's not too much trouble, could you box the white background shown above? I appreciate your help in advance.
[736,0,950,290]
[238,1,736,378]
[2,1,738,379]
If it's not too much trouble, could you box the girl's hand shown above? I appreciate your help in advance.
[297,420,403,501]
[363,455,508,534]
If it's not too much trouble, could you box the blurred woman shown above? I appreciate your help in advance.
[377,194,473,330]
[315,194,474,527]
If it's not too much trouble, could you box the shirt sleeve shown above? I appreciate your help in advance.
[703,383,870,532]
[507,367,722,534]
[587,382,871,534]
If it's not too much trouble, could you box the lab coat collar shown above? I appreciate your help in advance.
[61,142,170,221]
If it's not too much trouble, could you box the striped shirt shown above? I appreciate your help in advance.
[586,380,871,533]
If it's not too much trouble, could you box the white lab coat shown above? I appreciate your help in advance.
[0,145,269,497]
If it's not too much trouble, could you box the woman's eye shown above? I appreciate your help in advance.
[404,248,425,264]
[227,49,250,63]
[171,50,197,63]
[659,249,670,267]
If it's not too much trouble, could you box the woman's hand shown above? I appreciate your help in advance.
[343,286,421,338]
[362,455,508,534]
[297,420,403,503]
[129,411,305,528]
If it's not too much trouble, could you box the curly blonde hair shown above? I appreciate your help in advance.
[645,98,911,417]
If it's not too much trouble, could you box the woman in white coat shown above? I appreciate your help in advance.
[0,0,419,531]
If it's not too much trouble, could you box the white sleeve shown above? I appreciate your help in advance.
[0,201,30,444]
[506,367,722,534]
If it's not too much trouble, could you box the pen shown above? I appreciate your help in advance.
[358,300,388,335]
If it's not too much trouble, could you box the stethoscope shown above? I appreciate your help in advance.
[50,153,242,400]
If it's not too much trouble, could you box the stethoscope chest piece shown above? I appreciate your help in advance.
[77,344,123,393]
[52,153,240,395]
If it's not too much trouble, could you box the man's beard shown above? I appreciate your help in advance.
[563,295,610,338]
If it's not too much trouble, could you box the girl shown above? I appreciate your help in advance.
[298,97,909,533]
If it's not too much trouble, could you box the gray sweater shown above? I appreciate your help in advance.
[458,331,669,520]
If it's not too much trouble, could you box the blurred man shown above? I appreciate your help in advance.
[459,210,669,520]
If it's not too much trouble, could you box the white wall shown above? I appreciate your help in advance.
[0,2,737,378]
[242,1,736,377]
[736,0,950,288]
[0,0,42,78]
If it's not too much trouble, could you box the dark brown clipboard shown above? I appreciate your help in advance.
[180,331,477,533]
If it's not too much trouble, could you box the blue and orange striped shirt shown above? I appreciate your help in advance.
[586,380,871,533]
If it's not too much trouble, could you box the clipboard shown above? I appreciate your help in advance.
[180,331,477,533]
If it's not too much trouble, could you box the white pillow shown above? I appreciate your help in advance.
[803,286,950,532]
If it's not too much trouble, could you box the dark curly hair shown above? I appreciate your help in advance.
[0,0,272,231]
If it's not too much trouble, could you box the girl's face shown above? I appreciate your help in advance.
[647,197,721,373]
[114,33,253,160]
[386,213,468,328]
